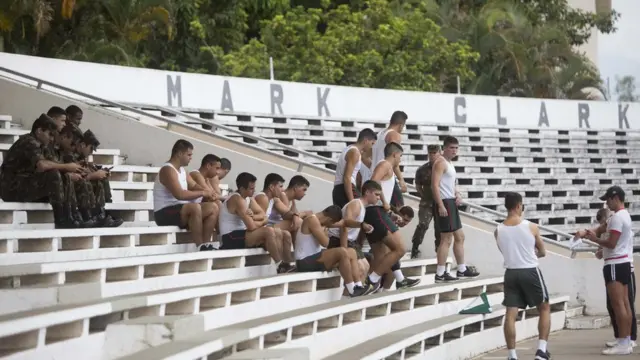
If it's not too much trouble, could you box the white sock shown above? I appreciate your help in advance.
[369,272,381,283]
[538,339,547,352]
[393,269,405,282]
[458,264,467,273]
[508,349,517,359]
[619,337,630,346]
[436,265,446,276]
[355,281,363,287]
[345,282,355,295]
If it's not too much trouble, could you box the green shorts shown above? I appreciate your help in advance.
[364,206,399,244]
[296,251,327,272]
[434,198,462,233]
[503,267,549,309]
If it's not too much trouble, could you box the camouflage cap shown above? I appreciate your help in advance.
[82,129,100,148]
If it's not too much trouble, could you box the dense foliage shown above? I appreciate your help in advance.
[0,0,619,98]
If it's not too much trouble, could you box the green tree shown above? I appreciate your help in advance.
[221,0,479,92]
[615,75,639,102]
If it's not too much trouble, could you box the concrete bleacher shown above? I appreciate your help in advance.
[117,108,640,240]
[0,59,613,360]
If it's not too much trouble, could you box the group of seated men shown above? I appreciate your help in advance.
[152,139,421,297]
[0,106,122,228]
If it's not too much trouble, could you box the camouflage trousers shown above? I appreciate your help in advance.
[410,200,441,251]
[74,178,107,209]
[0,170,69,205]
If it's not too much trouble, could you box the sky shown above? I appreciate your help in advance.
[598,0,640,92]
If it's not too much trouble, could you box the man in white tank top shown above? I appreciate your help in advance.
[254,173,296,273]
[590,208,638,350]
[153,140,219,251]
[270,175,314,236]
[356,146,373,191]
[580,186,635,355]
[219,172,292,269]
[332,128,377,208]
[294,205,374,297]
[189,154,222,204]
[432,136,479,282]
[371,111,408,207]
[495,192,551,360]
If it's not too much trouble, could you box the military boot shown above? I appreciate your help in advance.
[94,206,123,228]
[78,207,98,228]
[52,204,81,229]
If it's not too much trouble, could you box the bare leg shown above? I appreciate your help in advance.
[370,232,405,277]
[246,226,280,262]
[452,229,465,265]
[200,202,219,244]
[503,307,518,354]
[437,233,453,268]
[318,248,353,283]
[179,203,203,245]
[537,302,551,341]
[280,230,294,263]
[346,248,361,282]
[608,282,632,338]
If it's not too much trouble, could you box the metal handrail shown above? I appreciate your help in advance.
[0,66,599,255]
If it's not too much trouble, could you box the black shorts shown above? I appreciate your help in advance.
[604,262,632,285]
[154,204,186,228]
[390,181,404,209]
[363,206,399,244]
[296,251,327,272]
[332,184,360,208]
[503,267,549,309]
[220,230,247,250]
[328,236,365,259]
[434,198,462,233]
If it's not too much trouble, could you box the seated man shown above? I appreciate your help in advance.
[214,158,232,199]
[327,180,383,282]
[254,173,296,273]
[0,115,86,228]
[269,175,312,235]
[190,154,222,203]
[364,142,410,292]
[61,125,123,227]
[219,172,287,267]
[295,204,374,297]
[153,139,219,250]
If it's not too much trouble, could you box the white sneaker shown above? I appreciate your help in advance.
[605,340,637,348]
[602,343,633,355]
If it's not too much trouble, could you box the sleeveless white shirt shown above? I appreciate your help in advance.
[439,160,456,199]
[268,198,292,225]
[219,193,251,235]
[253,192,274,219]
[373,159,395,204]
[496,220,539,269]
[328,199,366,241]
[153,163,189,212]
[359,162,372,184]
[334,145,361,185]
[295,216,323,260]
[372,129,393,166]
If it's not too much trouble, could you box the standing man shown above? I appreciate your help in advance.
[410,144,441,259]
[153,139,219,250]
[582,186,635,355]
[495,192,551,360]
[371,111,409,209]
[432,136,479,282]
[332,128,377,208]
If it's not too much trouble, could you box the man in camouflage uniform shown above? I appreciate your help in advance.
[410,144,442,259]
[0,114,86,228]
[60,125,122,227]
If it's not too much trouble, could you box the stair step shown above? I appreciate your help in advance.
[565,315,611,330]
[565,305,584,319]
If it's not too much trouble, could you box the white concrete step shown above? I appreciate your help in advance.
[0,142,122,165]
[0,115,12,129]
[326,296,569,360]
[113,276,505,360]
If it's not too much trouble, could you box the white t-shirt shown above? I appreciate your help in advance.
[603,209,633,266]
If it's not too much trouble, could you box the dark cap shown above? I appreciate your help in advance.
[599,186,625,201]
[427,144,440,152]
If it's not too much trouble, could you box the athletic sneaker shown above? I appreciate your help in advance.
[602,343,633,355]
[364,277,381,293]
[199,243,215,251]
[606,340,637,348]
[534,349,551,359]
[457,266,480,278]
[396,278,421,289]
[276,262,296,274]
[351,284,375,297]
[435,272,459,283]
